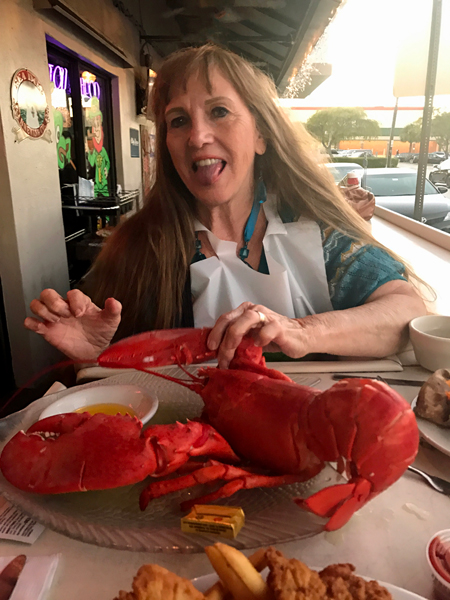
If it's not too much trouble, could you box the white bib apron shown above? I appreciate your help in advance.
[190,198,333,328]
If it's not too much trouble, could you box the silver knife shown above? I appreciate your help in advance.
[0,555,26,600]
[332,374,424,387]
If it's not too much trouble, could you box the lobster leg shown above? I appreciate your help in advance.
[144,422,239,477]
[140,459,304,512]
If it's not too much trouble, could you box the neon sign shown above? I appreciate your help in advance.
[48,64,100,99]
[80,79,101,99]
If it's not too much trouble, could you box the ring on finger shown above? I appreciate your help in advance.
[255,310,267,325]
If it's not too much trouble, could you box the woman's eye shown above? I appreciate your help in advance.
[211,106,229,118]
[169,116,187,129]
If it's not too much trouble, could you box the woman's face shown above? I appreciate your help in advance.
[165,68,266,210]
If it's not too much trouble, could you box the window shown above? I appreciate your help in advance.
[47,42,116,198]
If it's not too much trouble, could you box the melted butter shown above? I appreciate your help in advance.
[74,403,137,417]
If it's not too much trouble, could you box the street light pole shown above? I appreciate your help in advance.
[414,0,442,222]
[386,97,398,168]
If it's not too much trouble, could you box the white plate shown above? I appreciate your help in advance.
[412,396,450,457]
[192,570,427,600]
[38,383,159,425]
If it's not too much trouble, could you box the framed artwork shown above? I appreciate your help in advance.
[11,68,52,143]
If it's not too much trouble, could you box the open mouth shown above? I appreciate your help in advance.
[192,158,226,174]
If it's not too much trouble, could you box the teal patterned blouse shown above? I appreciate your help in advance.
[320,224,406,310]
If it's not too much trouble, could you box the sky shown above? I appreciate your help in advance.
[286,0,450,110]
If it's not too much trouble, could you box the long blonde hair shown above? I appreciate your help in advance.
[91,44,422,338]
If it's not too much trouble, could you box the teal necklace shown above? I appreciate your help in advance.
[192,178,267,266]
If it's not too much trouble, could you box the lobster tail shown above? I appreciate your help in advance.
[297,379,419,530]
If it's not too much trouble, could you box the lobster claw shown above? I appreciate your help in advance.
[0,413,157,494]
[97,328,218,371]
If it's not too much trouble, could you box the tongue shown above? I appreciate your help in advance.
[195,162,223,186]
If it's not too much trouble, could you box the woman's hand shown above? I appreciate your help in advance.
[207,302,311,369]
[341,187,376,221]
[207,280,427,368]
[24,289,122,361]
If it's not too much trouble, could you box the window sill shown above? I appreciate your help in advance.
[373,205,450,251]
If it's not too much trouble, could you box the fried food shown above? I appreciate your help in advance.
[113,564,206,600]
[205,543,271,600]
[114,545,393,600]
[266,548,392,600]
[266,548,326,600]
[415,368,450,427]
[319,563,392,600]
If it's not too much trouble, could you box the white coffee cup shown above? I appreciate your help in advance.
[409,315,450,372]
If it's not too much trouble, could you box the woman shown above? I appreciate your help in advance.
[25,44,427,368]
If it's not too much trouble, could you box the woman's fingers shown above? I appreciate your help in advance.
[29,299,62,323]
[207,302,254,350]
[66,289,93,317]
[39,289,72,318]
[103,297,122,319]
[215,305,270,369]
[24,317,49,335]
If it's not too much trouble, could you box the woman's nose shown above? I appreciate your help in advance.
[188,117,214,148]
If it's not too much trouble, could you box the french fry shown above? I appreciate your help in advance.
[204,580,230,600]
[204,548,267,600]
[205,543,271,600]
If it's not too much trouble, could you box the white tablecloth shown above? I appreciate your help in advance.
[0,366,448,599]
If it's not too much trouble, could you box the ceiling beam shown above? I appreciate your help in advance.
[254,7,301,30]
[248,42,286,63]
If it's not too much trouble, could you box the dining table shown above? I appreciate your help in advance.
[0,364,448,600]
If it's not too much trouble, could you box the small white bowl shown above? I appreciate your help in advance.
[426,529,450,600]
[409,315,450,372]
[39,384,159,424]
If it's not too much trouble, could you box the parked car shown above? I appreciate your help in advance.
[411,152,445,164]
[429,158,450,187]
[325,165,450,228]
[427,152,446,164]
[364,168,450,228]
[397,153,414,162]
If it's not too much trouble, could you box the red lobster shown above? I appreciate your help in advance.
[0,328,419,531]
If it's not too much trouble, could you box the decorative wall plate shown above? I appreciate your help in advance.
[11,68,51,143]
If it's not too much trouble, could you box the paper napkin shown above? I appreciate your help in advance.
[0,554,60,600]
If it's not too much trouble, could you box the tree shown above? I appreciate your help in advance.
[305,107,380,151]
[400,119,422,153]
[432,111,450,156]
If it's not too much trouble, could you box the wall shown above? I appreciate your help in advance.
[0,0,143,384]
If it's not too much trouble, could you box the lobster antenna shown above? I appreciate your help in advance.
[1,358,87,417]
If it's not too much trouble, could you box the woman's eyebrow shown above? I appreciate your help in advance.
[165,107,185,119]
[165,96,233,119]
[205,96,233,106]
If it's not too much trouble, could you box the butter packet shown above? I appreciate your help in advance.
[181,505,245,539]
